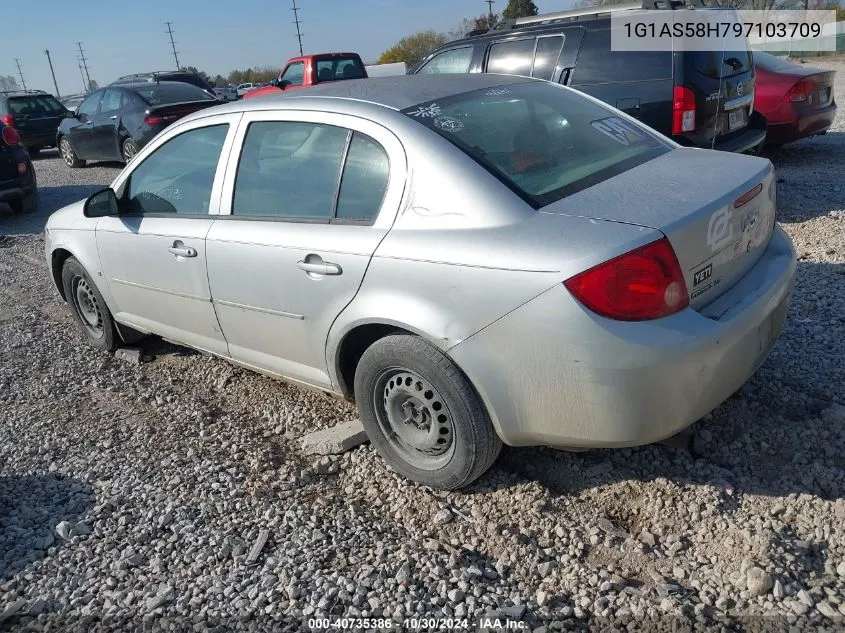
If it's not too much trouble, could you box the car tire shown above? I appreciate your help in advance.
[354,334,502,489]
[10,192,37,214]
[61,257,118,352]
[58,136,85,168]
[27,146,41,157]
[121,138,138,164]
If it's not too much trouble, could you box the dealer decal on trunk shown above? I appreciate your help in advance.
[589,117,646,146]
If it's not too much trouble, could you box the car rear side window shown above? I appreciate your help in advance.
[570,29,672,85]
[532,36,564,81]
[99,90,123,113]
[418,48,473,75]
[487,39,536,77]
[335,133,390,222]
[7,95,66,115]
[402,82,669,208]
[126,124,229,215]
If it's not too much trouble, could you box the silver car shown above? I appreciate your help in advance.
[44,75,796,489]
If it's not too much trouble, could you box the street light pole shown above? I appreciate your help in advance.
[45,50,61,98]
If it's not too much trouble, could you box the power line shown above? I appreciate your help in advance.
[291,0,304,56]
[76,43,92,89]
[14,58,27,91]
[45,50,61,98]
[165,22,181,69]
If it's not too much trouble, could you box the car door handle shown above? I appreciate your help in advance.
[297,257,342,276]
[84,121,93,126]
[168,245,197,258]
[109,115,118,120]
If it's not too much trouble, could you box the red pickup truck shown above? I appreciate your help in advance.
[243,52,368,100]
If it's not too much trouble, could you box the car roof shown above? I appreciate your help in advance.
[225,74,536,112]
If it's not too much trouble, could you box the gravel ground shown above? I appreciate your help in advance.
[1,62,844,632]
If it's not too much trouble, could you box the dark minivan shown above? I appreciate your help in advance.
[409,0,766,154]
[0,90,71,155]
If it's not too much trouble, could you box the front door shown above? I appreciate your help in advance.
[206,113,405,388]
[90,88,123,160]
[67,90,103,159]
[96,120,235,355]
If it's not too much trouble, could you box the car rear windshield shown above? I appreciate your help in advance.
[401,82,669,208]
[130,83,216,106]
[7,95,65,115]
[689,49,753,79]
[315,57,366,81]
[752,50,799,73]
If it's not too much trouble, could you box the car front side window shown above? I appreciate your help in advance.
[77,92,102,117]
[125,124,229,215]
[281,62,305,86]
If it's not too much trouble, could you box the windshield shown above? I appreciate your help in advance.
[402,82,669,208]
[8,95,65,115]
[131,83,216,105]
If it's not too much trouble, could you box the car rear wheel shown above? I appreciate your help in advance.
[121,138,138,163]
[354,334,502,489]
[59,137,85,168]
[10,192,36,214]
[61,257,117,351]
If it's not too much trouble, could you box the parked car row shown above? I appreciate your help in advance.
[410,3,837,150]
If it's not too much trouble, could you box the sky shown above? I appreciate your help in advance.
[2,0,580,96]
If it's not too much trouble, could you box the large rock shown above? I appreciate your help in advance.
[301,420,368,456]
[746,567,773,597]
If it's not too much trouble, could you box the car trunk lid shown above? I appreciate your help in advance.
[540,148,777,310]
[144,100,219,127]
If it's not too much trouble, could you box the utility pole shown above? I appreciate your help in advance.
[165,22,181,69]
[76,42,92,90]
[291,0,304,56]
[485,0,495,23]
[14,58,27,91]
[77,57,88,92]
[45,50,61,98]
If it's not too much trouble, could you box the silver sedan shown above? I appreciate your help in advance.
[44,75,796,489]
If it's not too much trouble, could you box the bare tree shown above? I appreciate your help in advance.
[0,76,19,91]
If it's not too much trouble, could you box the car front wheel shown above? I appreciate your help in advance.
[121,138,138,163]
[58,137,85,168]
[354,334,502,489]
[61,257,117,351]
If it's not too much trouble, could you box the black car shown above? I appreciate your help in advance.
[0,121,37,215]
[57,82,220,167]
[111,70,218,97]
[409,0,766,154]
[0,90,71,155]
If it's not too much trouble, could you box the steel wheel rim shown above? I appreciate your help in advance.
[60,139,74,166]
[123,141,136,162]
[71,275,104,339]
[373,368,455,471]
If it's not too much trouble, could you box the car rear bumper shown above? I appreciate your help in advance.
[0,181,36,203]
[19,130,58,148]
[766,104,836,145]
[676,110,768,155]
[448,225,796,448]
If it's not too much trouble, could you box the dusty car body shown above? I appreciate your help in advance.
[44,75,796,489]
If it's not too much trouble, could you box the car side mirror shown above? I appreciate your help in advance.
[84,187,120,218]
[269,78,279,87]
[64,109,76,118]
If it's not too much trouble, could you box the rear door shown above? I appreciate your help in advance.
[205,111,406,388]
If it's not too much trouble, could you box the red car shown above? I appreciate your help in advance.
[753,51,836,146]
[243,53,368,100]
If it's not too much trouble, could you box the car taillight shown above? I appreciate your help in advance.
[783,79,815,104]
[1,125,20,146]
[0,114,14,128]
[733,183,763,208]
[564,237,689,321]
[17,162,27,175]
[144,114,164,125]
[672,86,696,134]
